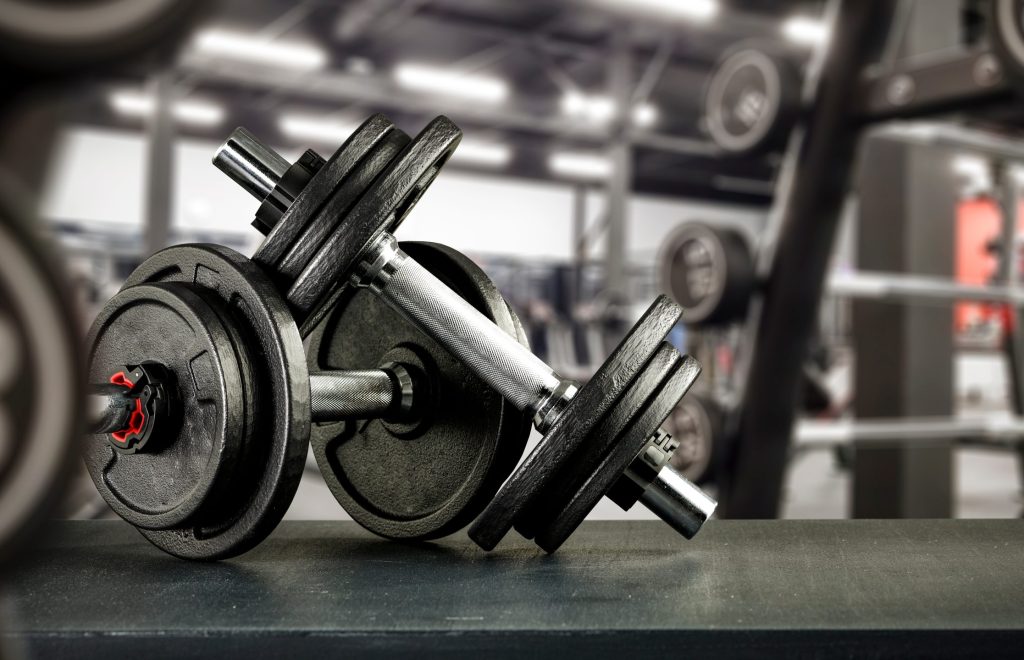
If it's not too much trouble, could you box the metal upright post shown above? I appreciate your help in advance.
[851,135,955,518]
[996,167,1024,504]
[721,0,896,518]
[850,0,962,519]
[144,72,176,257]
[996,166,1024,414]
[572,184,587,305]
[605,28,633,329]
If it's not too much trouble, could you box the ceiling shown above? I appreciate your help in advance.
[68,0,832,206]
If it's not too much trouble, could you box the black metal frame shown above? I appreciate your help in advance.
[722,0,1024,517]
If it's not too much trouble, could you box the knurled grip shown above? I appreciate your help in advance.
[310,371,396,421]
[372,250,560,413]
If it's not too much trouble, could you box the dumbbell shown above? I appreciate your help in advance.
[214,114,717,552]
[83,241,532,560]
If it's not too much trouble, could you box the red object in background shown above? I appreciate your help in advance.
[955,197,1024,335]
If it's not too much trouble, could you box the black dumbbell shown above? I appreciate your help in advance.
[84,241,532,559]
[214,114,717,553]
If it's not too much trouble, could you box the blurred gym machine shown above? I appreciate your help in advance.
[661,0,1024,518]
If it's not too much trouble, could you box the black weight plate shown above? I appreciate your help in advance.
[288,116,462,325]
[253,114,396,277]
[0,192,82,569]
[703,47,802,155]
[276,128,411,284]
[535,353,701,553]
[468,295,683,552]
[0,0,207,74]
[666,391,722,485]
[660,222,754,326]
[991,0,1024,92]
[122,244,310,560]
[85,283,245,530]
[513,344,684,540]
[308,241,531,540]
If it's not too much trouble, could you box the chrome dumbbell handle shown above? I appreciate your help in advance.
[353,233,572,427]
[309,368,414,422]
[87,384,136,435]
[88,365,416,435]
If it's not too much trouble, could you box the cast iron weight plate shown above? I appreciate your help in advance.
[308,242,532,540]
[0,0,207,73]
[703,47,802,155]
[536,351,702,553]
[84,283,245,531]
[121,244,310,560]
[513,343,687,541]
[659,221,755,327]
[289,116,463,330]
[992,0,1024,93]
[665,391,722,485]
[0,197,82,568]
[276,128,412,284]
[468,295,683,551]
[253,114,397,278]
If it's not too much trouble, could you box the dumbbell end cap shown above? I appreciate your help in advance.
[213,127,289,202]
[639,464,717,539]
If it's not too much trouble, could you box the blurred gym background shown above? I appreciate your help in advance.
[6,0,1022,522]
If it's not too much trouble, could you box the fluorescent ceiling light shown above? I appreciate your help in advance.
[561,91,658,127]
[548,151,613,180]
[593,0,718,21]
[394,63,509,104]
[782,16,829,47]
[278,114,357,144]
[451,139,512,168]
[109,90,225,127]
[194,28,328,71]
[562,91,616,123]
[632,104,659,128]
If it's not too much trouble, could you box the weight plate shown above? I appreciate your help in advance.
[468,295,683,551]
[991,0,1024,92]
[665,392,722,485]
[84,283,246,530]
[660,222,755,326]
[0,0,206,73]
[253,114,397,279]
[122,244,309,560]
[276,128,411,284]
[536,352,701,553]
[288,116,462,325]
[514,343,685,540]
[0,191,82,568]
[703,47,801,155]
[308,241,532,540]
